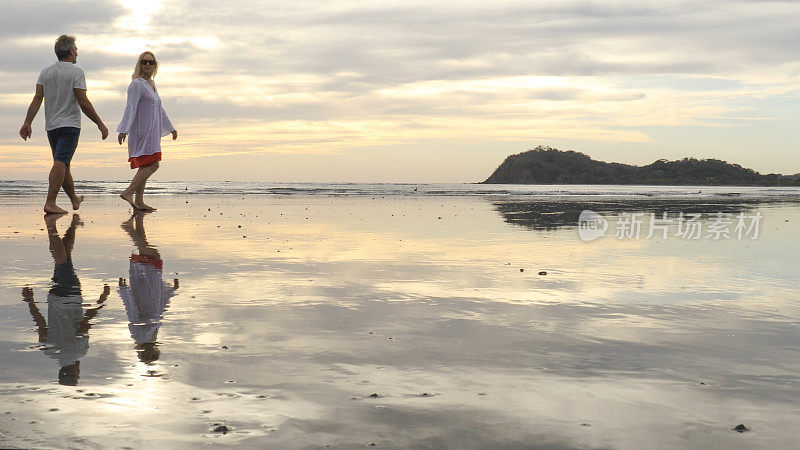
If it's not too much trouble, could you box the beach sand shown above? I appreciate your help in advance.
[1,193,799,448]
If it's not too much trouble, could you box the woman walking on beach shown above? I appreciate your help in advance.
[117,51,177,211]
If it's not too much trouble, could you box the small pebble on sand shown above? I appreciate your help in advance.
[211,425,229,434]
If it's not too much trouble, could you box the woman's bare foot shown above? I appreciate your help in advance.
[71,195,84,210]
[44,203,68,215]
[121,216,134,232]
[120,192,137,209]
[135,202,157,211]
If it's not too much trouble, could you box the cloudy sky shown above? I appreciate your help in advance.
[2,0,799,182]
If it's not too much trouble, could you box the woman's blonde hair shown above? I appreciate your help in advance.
[131,51,158,80]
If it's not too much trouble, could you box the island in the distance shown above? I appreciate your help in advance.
[482,146,800,186]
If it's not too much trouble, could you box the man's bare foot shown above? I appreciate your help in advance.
[44,204,68,215]
[135,203,157,211]
[43,205,67,214]
[71,195,84,210]
[43,212,65,229]
[120,192,137,209]
[70,214,84,228]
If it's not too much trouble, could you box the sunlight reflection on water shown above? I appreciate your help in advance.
[1,194,799,448]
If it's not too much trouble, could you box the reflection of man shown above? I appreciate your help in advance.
[19,34,108,214]
[22,214,108,385]
[119,212,178,363]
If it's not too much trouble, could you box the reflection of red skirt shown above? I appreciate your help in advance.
[130,254,163,269]
[129,152,161,169]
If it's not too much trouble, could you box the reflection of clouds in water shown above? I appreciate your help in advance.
[143,290,800,447]
[3,197,800,448]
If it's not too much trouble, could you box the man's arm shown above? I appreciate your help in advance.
[22,287,48,341]
[78,284,110,335]
[19,84,44,141]
[74,88,109,140]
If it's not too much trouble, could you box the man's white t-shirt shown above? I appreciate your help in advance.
[37,61,86,131]
[43,293,89,367]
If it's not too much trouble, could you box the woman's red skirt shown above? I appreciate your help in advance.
[129,152,162,169]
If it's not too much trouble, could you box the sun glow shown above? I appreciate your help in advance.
[116,0,164,30]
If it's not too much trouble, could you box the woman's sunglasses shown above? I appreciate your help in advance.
[140,60,157,66]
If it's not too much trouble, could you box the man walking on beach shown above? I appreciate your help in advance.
[19,35,109,214]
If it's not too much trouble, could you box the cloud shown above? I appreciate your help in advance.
[0,0,120,37]
[3,0,800,179]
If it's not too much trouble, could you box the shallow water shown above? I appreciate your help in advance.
[1,193,799,449]
[2,179,800,200]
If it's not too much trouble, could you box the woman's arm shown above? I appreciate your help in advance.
[116,80,142,143]
[160,104,176,138]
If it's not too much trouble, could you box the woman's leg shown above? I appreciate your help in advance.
[121,161,159,210]
[135,161,159,210]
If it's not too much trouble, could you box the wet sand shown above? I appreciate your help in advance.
[1,194,799,449]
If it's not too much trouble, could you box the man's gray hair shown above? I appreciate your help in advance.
[55,35,76,59]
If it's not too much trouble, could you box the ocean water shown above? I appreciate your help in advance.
[2,179,799,200]
[1,185,799,448]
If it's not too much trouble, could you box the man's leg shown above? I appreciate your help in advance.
[45,127,80,214]
[62,214,82,259]
[62,168,84,210]
[44,214,68,264]
[45,161,68,215]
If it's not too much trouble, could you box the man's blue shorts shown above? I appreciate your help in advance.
[47,127,80,165]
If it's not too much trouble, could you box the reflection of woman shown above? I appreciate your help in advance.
[22,213,108,386]
[119,212,178,363]
[117,51,177,212]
